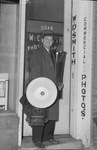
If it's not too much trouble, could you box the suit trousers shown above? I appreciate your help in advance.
[32,120,55,143]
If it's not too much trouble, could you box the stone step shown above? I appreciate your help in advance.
[18,134,84,150]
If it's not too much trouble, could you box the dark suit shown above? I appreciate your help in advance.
[20,45,59,142]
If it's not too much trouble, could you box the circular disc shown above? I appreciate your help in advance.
[26,77,57,108]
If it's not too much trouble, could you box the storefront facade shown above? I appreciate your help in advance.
[0,0,97,149]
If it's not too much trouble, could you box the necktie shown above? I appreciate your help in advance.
[50,51,55,68]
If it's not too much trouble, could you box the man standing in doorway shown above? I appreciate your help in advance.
[20,30,63,148]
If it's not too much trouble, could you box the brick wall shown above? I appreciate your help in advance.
[91,1,97,148]
[0,110,19,150]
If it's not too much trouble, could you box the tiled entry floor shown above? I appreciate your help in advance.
[18,134,84,149]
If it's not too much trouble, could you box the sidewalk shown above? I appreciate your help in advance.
[84,146,97,150]
[18,134,84,150]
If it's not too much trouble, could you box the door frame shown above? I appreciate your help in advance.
[17,0,26,146]
[17,0,72,146]
[18,0,92,148]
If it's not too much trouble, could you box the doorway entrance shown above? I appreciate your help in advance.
[23,19,70,136]
[18,0,72,146]
[22,0,70,137]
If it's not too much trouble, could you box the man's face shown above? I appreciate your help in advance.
[42,35,53,50]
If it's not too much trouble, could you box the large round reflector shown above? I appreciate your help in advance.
[26,77,57,108]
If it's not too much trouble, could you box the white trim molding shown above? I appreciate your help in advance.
[70,0,93,148]
[17,0,26,146]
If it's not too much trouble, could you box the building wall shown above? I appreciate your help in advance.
[0,111,19,150]
[0,4,19,112]
[91,2,97,148]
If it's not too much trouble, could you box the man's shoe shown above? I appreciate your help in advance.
[49,139,59,144]
[34,141,45,148]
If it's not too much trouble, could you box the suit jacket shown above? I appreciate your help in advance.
[20,46,59,121]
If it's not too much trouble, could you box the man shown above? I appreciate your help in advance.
[20,30,63,148]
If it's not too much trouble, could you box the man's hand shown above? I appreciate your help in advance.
[57,82,64,91]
